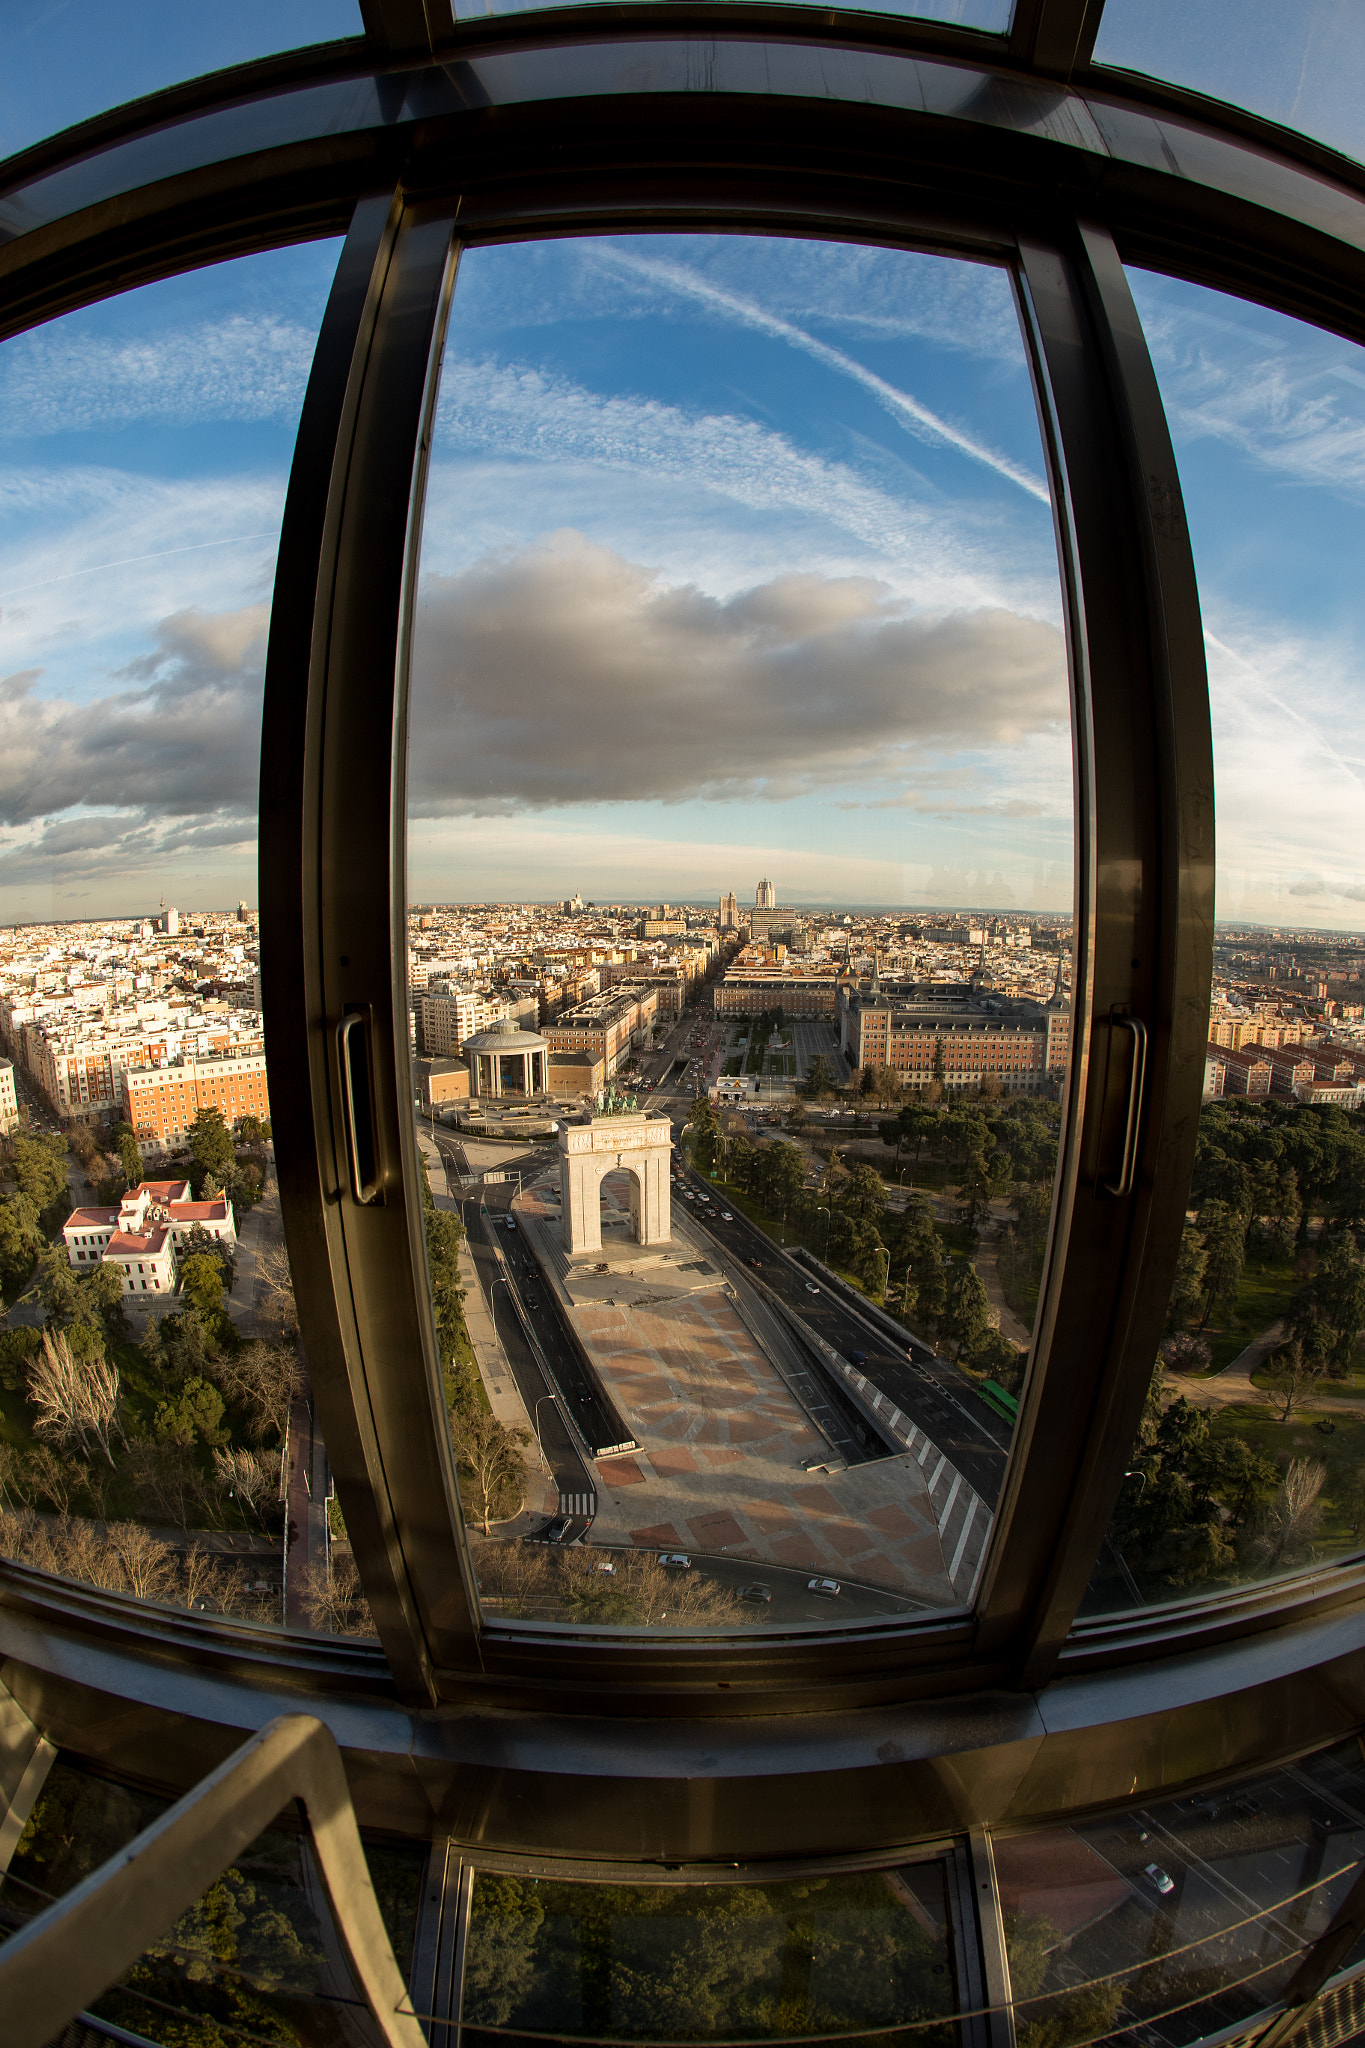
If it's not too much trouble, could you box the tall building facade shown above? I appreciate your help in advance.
[755,878,776,909]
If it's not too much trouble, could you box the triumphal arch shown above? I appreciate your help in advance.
[558,1110,672,1255]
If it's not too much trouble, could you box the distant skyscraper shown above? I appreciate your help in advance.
[756,878,775,909]
[719,890,738,929]
[236,900,250,924]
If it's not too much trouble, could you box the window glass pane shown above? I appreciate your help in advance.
[0,1752,424,2039]
[995,1738,1365,2043]
[452,0,1011,29]
[1083,274,1365,1619]
[406,232,1074,1634]
[0,1,363,165]
[0,243,352,1634]
[1092,0,1365,168]
[461,1863,956,2045]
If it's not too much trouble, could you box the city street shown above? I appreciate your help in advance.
[675,1159,1012,1506]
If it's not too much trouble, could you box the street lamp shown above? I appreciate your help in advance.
[815,1204,830,1259]
[534,1392,557,1451]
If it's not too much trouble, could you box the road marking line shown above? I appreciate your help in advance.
[948,1495,978,1580]
[928,1453,947,1492]
[937,1471,963,1535]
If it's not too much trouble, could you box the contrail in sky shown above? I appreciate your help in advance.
[600,249,1052,505]
[0,531,277,606]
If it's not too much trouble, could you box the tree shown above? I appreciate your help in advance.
[6,1132,71,1220]
[1167,1222,1208,1330]
[1197,1200,1246,1329]
[839,1163,887,1224]
[0,1190,44,1301]
[1249,1458,1327,1574]
[153,1374,228,1448]
[931,1037,947,1086]
[213,1339,301,1446]
[804,1055,834,1100]
[450,1410,531,1534]
[939,1263,993,1363]
[188,1104,234,1195]
[180,1220,235,1291]
[179,1251,226,1319]
[1264,1337,1323,1423]
[1306,1237,1365,1375]
[114,1122,143,1186]
[27,1328,125,1466]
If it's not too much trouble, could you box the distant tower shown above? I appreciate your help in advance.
[756,878,775,909]
[237,900,250,924]
[870,950,881,998]
[719,890,738,930]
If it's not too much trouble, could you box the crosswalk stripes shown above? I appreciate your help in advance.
[558,1492,597,1518]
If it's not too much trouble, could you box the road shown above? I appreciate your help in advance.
[675,1158,1012,1506]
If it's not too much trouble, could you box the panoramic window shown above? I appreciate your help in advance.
[404,232,1074,1633]
[1083,275,1365,1618]
[0,2,363,164]
[994,1738,1365,2041]
[0,1751,424,2041]
[459,1862,957,2046]
[1092,0,1365,169]
[448,0,1012,30]
[0,243,358,1637]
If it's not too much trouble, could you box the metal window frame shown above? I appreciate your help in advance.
[0,14,1360,1715]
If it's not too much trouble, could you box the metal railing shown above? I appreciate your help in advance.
[0,1712,426,2048]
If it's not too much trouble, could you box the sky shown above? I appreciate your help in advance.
[0,239,343,924]
[407,235,1076,913]
[1128,269,1365,932]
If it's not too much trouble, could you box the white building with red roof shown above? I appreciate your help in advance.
[63,1179,236,1298]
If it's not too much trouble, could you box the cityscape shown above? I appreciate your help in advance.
[0,878,1360,1637]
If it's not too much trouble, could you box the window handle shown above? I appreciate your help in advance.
[337,1010,382,1206]
[1101,1013,1147,1199]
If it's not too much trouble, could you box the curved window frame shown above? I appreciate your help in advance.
[0,11,1362,1717]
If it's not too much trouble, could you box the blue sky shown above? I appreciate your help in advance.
[408,234,1075,911]
[0,3,361,165]
[1128,270,1365,932]
[0,240,342,923]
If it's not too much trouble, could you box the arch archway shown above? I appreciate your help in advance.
[558,1112,672,1256]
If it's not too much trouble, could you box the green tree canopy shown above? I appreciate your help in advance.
[188,1104,235,1195]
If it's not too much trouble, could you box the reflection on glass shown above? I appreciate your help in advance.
[451,0,1011,29]
[406,232,1073,1629]
[1083,273,1365,1618]
[461,1865,956,2045]
[1093,0,1365,169]
[996,1739,1365,2045]
[0,2,363,165]
[0,244,360,1633]
[1,1753,424,2041]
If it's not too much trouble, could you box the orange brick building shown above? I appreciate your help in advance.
[124,1051,270,1157]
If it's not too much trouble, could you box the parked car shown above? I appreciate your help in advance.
[807,1578,841,1597]
[739,1584,772,1603]
[545,1517,571,1543]
[1143,1863,1175,1896]
[659,1552,692,1570]
[595,1559,617,1575]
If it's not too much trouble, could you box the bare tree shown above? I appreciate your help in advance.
[213,1340,301,1446]
[450,1411,531,1535]
[28,1329,124,1465]
[1251,1458,1328,1574]
[212,1445,282,1525]
[299,1550,374,1636]
[254,1240,298,1343]
[1264,1338,1324,1423]
[105,1522,179,1602]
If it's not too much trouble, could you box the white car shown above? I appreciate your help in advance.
[807,1577,842,1597]
[1143,1863,1176,1896]
[805,1281,820,1293]
[721,1211,733,1220]
[659,1552,692,1570]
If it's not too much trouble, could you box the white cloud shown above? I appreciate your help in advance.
[0,315,319,438]
[409,531,1069,815]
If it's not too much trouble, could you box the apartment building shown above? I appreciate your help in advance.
[125,1052,270,1156]
[543,985,659,1076]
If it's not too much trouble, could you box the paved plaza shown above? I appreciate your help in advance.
[516,1173,956,1601]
